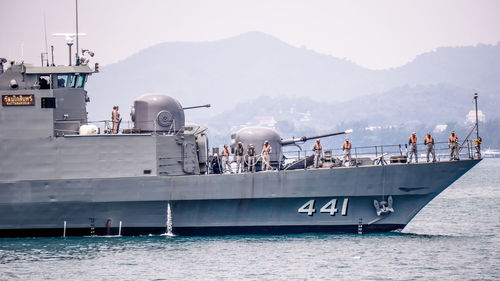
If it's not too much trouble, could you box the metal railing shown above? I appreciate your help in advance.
[282,140,481,169]
[86,119,177,135]
[86,120,134,134]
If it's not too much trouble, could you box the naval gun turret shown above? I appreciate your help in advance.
[128,93,211,173]
[131,94,185,133]
[130,94,210,134]
[230,127,350,169]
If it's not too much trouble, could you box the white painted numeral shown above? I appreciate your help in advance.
[298,200,316,216]
[298,198,349,216]
[341,198,349,216]
[320,199,338,216]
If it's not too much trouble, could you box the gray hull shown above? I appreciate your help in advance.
[0,159,480,237]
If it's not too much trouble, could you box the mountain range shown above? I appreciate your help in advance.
[85,32,500,147]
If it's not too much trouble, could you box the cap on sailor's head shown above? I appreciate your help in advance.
[214,153,218,157]
[412,131,416,135]
[264,140,269,144]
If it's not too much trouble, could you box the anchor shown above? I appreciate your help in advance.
[373,195,394,216]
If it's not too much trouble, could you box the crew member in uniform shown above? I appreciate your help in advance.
[247,144,256,172]
[234,142,244,173]
[342,138,352,166]
[261,141,272,171]
[222,144,232,173]
[111,105,121,134]
[449,131,459,160]
[474,137,482,159]
[408,132,418,163]
[424,132,436,163]
[312,140,322,168]
[211,153,222,174]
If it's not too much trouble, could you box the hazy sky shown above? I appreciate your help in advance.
[1,0,499,69]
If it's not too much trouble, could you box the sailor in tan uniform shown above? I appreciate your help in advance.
[112,106,121,134]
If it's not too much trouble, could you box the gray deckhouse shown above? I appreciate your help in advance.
[0,63,93,136]
[0,62,206,182]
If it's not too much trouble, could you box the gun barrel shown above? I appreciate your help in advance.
[182,104,211,110]
[281,131,348,146]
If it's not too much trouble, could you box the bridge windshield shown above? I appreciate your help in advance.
[56,74,86,88]
[38,75,51,89]
[77,74,86,88]
[69,75,77,88]
[57,74,69,88]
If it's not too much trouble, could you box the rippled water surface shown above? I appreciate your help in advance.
[1,159,499,280]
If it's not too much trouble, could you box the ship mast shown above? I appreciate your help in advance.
[474,93,479,140]
[75,0,80,65]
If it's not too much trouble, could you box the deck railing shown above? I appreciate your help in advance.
[282,140,480,169]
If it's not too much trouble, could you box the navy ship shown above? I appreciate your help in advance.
[0,42,482,237]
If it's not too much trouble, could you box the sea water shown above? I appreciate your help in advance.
[1,159,498,280]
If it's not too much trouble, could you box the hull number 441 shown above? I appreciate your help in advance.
[298,199,349,216]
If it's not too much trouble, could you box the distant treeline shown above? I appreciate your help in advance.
[327,119,499,151]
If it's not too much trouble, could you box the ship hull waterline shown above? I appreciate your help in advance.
[0,159,480,237]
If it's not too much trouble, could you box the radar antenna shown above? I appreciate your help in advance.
[53,33,86,65]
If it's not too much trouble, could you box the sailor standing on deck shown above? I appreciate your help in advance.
[449,131,459,160]
[211,154,222,174]
[408,132,418,163]
[247,144,256,172]
[474,137,482,159]
[312,140,322,168]
[261,141,272,171]
[234,142,244,173]
[111,106,121,134]
[342,138,352,166]
[424,132,436,163]
[222,144,232,173]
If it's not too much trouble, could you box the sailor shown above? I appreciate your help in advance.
[111,105,121,134]
[312,140,322,168]
[234,142,244,173]
[211,154,222,174]
[247,144,256,172]
[261,140,272,171]
[424,132,436,163]
[408,132,418,163]
[342,138,352,166]
[474,136,482,159]
[449,131,459,160]
[221,144,232,173]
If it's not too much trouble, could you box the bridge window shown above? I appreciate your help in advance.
[38,75,51,89]
[77,74,86,88]
[69,74,77,88]
[57,74,68,88]
[56,74,85,88]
